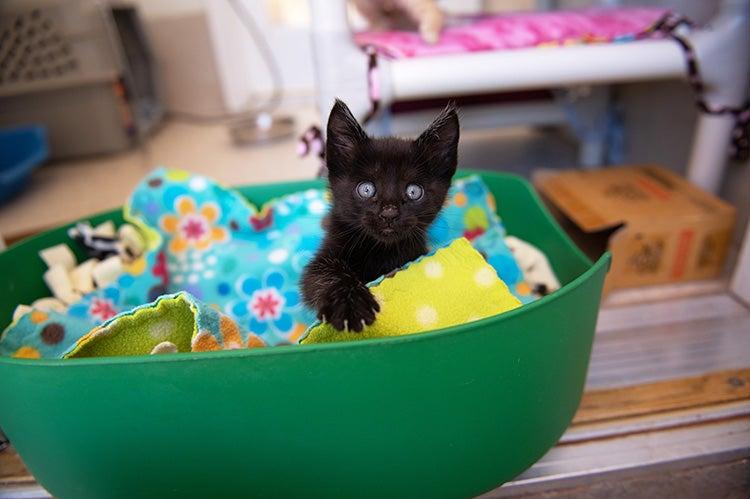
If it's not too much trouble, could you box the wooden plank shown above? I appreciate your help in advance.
[602,279,728,308]
[596,293,747,334]
[0,446,30,483]
[574,368,750,426]
[586,310,750,390]
[3,228,39,247]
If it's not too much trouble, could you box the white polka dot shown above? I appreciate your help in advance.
[308,199,326,215]
[167,263,178,272]
[304,189,318,200]
[206,255,218,265]
[416,305,438,327]
[474,266,497,287]
[188,273,199,284]
[268,248,289,264]
[192,262,204,272]
[191,252,202,261]
[176,253,188,262]
[288,194,302,204]
[203,270,216,279]
[267,230,281,240]
[173,274,185,284]
[276,203,291,216]
[424,261,444,279]
[189,176,208,192]
[149,319,173,340]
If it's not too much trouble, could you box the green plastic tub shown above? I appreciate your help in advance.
[0,171,609,498]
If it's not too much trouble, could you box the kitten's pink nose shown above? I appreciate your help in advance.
[380,205,399,220]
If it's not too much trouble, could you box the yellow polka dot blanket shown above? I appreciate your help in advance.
[0,169,549,359]
[301,238,521,344]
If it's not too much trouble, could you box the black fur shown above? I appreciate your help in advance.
[301,99,459,331]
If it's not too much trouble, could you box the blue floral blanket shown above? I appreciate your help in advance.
[1,169,533,358]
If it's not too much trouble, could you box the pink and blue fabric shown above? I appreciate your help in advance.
[355,7,669,59]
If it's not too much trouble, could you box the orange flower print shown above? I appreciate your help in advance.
[159,196,229,253]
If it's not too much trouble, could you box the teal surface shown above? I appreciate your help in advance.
[0,171,609,498]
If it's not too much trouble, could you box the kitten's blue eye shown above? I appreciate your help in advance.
[356,181,376,199]
[406,183,423,201]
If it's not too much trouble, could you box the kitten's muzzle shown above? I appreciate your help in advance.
[379,205,399,221]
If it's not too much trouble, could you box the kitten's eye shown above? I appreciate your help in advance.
[405,183,423,201]
[356,181,376,199]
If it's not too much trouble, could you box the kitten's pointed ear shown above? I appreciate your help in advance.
[415,103,459,180]
[326,99,368,176]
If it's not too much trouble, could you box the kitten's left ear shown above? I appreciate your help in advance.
[326,99,368,177]
[415,103,459,179]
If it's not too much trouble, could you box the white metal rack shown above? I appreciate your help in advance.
[309,0,750,194]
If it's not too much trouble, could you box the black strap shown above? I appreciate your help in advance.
[361,46,381,126]
[644,13,750,161]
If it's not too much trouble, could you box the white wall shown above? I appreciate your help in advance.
[132,0,316,112]
[129,0,206,18]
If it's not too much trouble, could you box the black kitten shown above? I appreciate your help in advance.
[301,99,459,332]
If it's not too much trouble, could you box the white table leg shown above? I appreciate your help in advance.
[731,218,750,305]
[685,0,750,192]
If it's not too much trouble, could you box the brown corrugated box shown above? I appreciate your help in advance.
[535,165,736,292]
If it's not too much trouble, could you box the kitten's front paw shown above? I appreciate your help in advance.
[319,283,380,332]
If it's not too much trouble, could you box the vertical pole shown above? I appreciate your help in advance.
[309,0,373,128]
[684,0,750,192]
[732,217,750,305]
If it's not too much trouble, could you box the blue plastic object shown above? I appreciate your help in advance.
[0,125,49,203]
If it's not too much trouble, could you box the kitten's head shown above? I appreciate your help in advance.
[325,99,459,244]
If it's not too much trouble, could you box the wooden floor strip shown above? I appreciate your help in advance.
[574,368,750,425]
[0,446,30,483]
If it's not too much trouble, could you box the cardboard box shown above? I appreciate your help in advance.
[535,165,736,292]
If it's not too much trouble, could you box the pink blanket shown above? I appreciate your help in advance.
[354,7,669,59]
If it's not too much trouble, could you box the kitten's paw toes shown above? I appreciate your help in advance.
[348,285,380,331]
[321,285,380,332]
